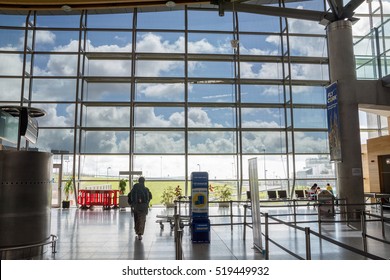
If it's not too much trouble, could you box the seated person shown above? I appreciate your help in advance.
[326,183,334,195]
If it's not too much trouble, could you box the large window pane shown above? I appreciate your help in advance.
[34,54,78,76]
[134,131,184,154]
[136,60,184,77]
[31,128,74,152]
[290,63,329,80]
[84,82,131,102]
[135,83,184,102]
[0,53,24,75]
[0,78,22,101]
[288,35,328,57]
[136,32,184,53]
[242,131,286,153]
[86,13,133,28]
[134,107,184,128]
[294,131,329,153]
[189,61,235,78]
[188,33,234,54]
[291,86,326,104]
[240,62,282,79]
[137,10,184,30]
[86,31,132,52]
[81,131,130,153]
[85,59,131,76]
[34,30,79,52]
[242,155,289,180]
[78,155,129,179]
[36,14,82,28]
[294,155,335,179]
[134,155,185,179]
[237,13,280,32]
[241,108,285,128]
[239,34,281,55]
[188,131,236,153]
[188,10,233,31]
[188,83,235,103]
[0,29,25,50]
[32,103,75,127]
[293,108,327,129]
[32,78,76,101]
[241,85,284,104]
[83,106,130,127]
[188,155,238,179]
[188,107,236,128]
[0,14,27,27]
[287,19,326,35]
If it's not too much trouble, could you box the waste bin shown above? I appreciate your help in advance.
[317,190,335,216]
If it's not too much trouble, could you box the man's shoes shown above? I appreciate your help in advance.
[137,235,142,240]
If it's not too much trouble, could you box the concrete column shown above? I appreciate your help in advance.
[327,20,365,219]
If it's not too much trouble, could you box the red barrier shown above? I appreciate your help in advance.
[78,190,119,209]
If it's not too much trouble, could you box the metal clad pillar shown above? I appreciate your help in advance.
[0,151,53,259]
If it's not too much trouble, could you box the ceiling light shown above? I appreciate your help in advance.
[61,5,72,12]
[166,1,176,7]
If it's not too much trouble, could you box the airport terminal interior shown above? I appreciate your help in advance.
[1,0,390,260]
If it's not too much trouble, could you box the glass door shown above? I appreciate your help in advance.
[52,163,62,208]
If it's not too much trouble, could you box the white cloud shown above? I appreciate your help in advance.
[188,38,216,53]
[188,108,212,127]
[35,30,56,45]
[137,32,184,53]
[137,83,183,100]
[190,136,234,153]
[0,50,25,100]
[135,107,171,127]
[135,131,183,153]
[240,62,282,79]
[85,107,130,127]
[37,104,68,127]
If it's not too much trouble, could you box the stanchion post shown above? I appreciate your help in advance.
[380,200,385,237]
[243,204,247,239]
[265,212,269,260]
[317,203,321,236]
[230,200,233,231]
[293,200,297,225]
[305,227,311,260]
[174,208,179,242]
[176,229,183,260]
[361,210,367,252]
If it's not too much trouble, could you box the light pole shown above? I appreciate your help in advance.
[106,167,111,183]
[197,164,200,171]
[263,148,267,190]
[160,156,163,178]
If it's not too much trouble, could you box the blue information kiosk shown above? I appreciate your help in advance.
[191,172,210,243]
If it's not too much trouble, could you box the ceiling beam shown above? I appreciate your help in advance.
[222,2,337,25]
[340,0,366,19]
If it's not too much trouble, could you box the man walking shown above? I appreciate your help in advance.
[128,177,152,240]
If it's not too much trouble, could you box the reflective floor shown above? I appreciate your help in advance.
[38,204,390,260]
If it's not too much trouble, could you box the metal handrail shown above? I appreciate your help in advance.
[264,213,386,260]
[0,234,58,255]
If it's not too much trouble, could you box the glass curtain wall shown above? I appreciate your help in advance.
[353,0,390,144]
[0,2,336,203]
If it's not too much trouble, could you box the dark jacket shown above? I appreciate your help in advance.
[128,183,152,213]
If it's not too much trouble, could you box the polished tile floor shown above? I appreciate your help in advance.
[38,203,390,260]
